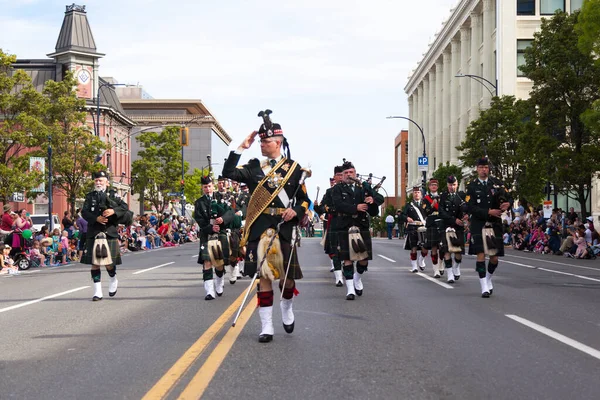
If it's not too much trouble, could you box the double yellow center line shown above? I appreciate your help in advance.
[142,280,258,400]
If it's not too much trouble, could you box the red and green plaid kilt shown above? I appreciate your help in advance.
[82,236,122,267]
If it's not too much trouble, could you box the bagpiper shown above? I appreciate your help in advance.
[466,157,513,297]
[423,179,444,278]
[222,111,309,343]
[194,176,234,300]
[398,185,431,273]
[438,175,468,283]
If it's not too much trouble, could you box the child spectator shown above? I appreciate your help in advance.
[0,244,19,275]
[30,240,46,267]
[60,230,69,264]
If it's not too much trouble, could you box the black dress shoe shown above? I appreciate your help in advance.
[440,270,445,276]
[336,280,343,287]
[109,290,117,297]
[205,294,215,300]
[481,291,490,298]
[346,294,355,300]
[283,322,294,333]
[447,279,454,284]
[419,265,425,271]
[489,288,493,295]
[92,296,103,301]
[355,289,363,296]
[216,291,223,297]
[454,275,460,281]
[434,274,440,279]
[229,280,236,285]
[258,334,273,343]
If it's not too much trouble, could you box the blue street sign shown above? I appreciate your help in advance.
[168,192,181,196]
[418,156,428,166]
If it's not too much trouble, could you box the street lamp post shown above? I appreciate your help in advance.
[47,135,53,230]
[387,116,428,193]
[455,74,498,97]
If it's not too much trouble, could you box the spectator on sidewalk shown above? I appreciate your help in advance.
[0,205,14,243]
[385,214,395,239]
[567,207,578,224]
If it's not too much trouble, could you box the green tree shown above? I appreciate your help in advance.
[131,126,189,213]
[576,0,600,60]
[457,95,548,205]
[520,10,600,217]
[0,49,46,204]
[40,71,106,215]
[431,162,464,193]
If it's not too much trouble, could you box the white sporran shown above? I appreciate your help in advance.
[92,232,113,266]
[207,234,225,268]
[348,226,368,261]
[445,227,462,253]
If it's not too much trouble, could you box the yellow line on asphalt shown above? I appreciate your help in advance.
[177,296,257,400]
[142,280,257,400]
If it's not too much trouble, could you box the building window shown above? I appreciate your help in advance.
[517,39,533,77]
[570,0,583,12]
[540,0,565,15]
[517,0,535,15]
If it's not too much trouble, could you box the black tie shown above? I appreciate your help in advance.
[269,159,276,168]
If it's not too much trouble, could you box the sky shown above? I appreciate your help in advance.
[0,0,458,201]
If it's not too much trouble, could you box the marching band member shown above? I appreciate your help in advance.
[194,176,234,300]
[314,166,344,286]
[398,186,431,273]
[222,116,309,343]
[423,179,443,278]
[466,157,513,297]
[331,160,382,300]
[438,176,467,283]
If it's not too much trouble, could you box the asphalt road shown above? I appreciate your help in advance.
[1,238,599,400]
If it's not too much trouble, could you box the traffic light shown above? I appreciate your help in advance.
[180,127,189,146]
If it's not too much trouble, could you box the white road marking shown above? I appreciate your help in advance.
[377,254,396,263]
[416,272,454,289]
[504,260,600,283]
[505,253,600,271]
[133,262,175,275]
[0,286,89,314]
[506,314,600,361]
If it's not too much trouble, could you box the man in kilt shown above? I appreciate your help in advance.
[423,179,444,278]
[222,117,309,343]
[466,157,513,298]
[398,186,431,273]
[331,160,377,300]
[81,170,130,301]
[438,176,468,283]
[194,176,234,300]
[314,166,344,286]
[214,178,243,284]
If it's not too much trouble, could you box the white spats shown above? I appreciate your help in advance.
[353,272,363,292]
[410,260,418,273]
[280,299,294,326]
[432,261,440,278]
[229,265,240,283]
[486,272,493,293]
[479,277,490,298]
[452,262,461,280]
[259,306,274,335]
[418,254,426,270]
[204,279,216,300]
[93,282,103,301]
[238,260,245,276]
[329,259,334,272]
[108,276,118,297]
[446,266,455,283]
[215,275,224,296]
[333,270,344,286]
[345,279,356,296]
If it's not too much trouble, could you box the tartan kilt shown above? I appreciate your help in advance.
[197,233,230,265]
[244,238,302,280]
[440,228,466,255]
[404,226,424,250]
[336,228,372,261]
[468,223,504,256]
[324,228,339,256]
[424,223,443,250]
[82,236,122,267]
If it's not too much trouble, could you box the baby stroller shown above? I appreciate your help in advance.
[4,231,33,270]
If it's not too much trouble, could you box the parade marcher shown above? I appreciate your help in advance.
[399,186,431,273]
[466,157,513,297]
[222,115,309,343]
[423,179,443,278]
[225,180,245,284]
[81,171,130,301]
[438,176,467,283]
[331,161,381,300]
[314,166,344,286]
[194,176,234,300]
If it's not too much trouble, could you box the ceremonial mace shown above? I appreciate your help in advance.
[232,168,312,326]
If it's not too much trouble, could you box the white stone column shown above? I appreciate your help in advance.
[428,70,436,175]
[482,0,496,106]
[435,59,443,170]
[470,11,482,122]
[409,94,416,187]
[422,78,429,167]
[460,25,471,144]
[450,37,460,165]
[442,49,451,165]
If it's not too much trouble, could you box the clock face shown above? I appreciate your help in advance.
[77,69,91,84]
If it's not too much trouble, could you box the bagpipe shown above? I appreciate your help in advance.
[347,173,386,216]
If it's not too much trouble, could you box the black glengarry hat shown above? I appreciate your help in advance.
[200,176,213,185]
[341,159,354,171]
[477,157,489,166]
[447,175,457,183]
[92,170,108,179]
